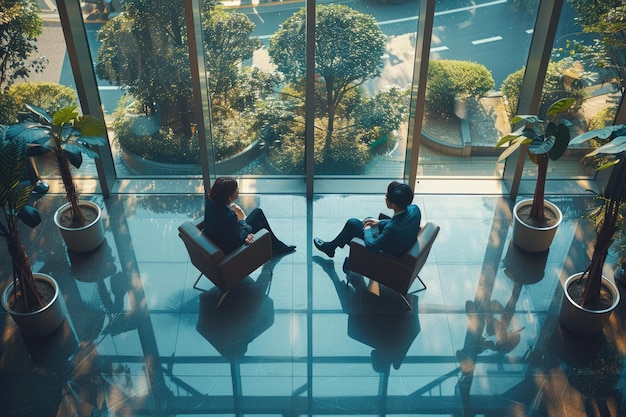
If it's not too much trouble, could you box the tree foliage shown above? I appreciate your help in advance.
[566,0,626,97]
[203,9,262,103]
[96,0,192,130]
[352,86,409,145]
[500,60,587,120]
[0,0,47,91]
[269,4,386,150]
[97,0,262,143]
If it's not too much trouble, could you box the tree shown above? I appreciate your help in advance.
[96,0,219,140]
[96,0,264,144]
[566,0,626,98]
[203,9,262,106]
[500,60,587,120]
[269,4,386,152]
[0,0,47,91]
[96,0,193,137]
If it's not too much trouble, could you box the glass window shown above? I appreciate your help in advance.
[0,0,84,182]
[536,0,626,180]
[92,0,199,177]
[420,0,537,177]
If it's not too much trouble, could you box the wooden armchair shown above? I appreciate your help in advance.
[178,217,273,308]
[348,222,440,308]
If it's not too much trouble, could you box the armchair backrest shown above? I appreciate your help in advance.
[403,222,440,280]
[178,220,226,289]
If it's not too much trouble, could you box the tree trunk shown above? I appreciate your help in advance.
[179,97,192,144]
[324,76,335,154]
[530,153,549,221]
[581,159,626,307]
[8,231,43,312]
[55,149,85,226]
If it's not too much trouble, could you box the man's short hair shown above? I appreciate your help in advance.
[387,181,414,209]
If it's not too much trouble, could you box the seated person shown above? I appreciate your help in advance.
[314,181,421,261]
[203,176,295,257]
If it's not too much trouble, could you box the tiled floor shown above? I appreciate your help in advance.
[1,191,625,416]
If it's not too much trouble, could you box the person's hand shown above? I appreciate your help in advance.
[363,218,379,229]
[231,203,246,220]
[244,233,254,245]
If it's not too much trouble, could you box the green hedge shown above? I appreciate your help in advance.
[425,60,494,117]
[0,82,76,124]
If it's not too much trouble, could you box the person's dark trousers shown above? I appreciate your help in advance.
[330,218,365,248]
[245,208,288,252]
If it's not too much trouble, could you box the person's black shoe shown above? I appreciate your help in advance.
[313,238,335,258]
[274,245,296,256]
[31,181,49,195]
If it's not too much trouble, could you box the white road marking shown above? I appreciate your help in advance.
[471,36,503,45]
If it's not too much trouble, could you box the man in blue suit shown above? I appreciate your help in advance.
[314,182,421,261]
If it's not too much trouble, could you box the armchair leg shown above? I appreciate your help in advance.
[193,272,205,290]
[216,290,229,309]
[400,294,412,310]
[411,275,427,293]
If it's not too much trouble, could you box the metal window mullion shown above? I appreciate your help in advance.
[503,0,564,200]
[56,0,116,197]
[305,0,316,199]
[405,0,435,186]
[184,0,215,194]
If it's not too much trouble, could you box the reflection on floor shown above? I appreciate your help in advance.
[1,192,625,416]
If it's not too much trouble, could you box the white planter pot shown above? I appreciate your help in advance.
[54,200,105,252]
[1,273,65,337]
[559,273,620,335]
[512,199,562,253]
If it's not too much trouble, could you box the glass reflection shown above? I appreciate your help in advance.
[421,0,536,177]
[196,273,274,416]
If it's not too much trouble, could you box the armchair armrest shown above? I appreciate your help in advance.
[219,229,272,290]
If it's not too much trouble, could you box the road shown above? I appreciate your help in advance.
[37,0,584,115]
[239,0,581,91]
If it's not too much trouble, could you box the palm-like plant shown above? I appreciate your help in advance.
[0,127,43,312]
[497,98,575,222]
[568,124,626,308]
[7,104,106,226]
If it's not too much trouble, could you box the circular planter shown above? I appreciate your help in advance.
[512,199,562,253]
[559,273,620,335]
[1,273,65,337]
[120,139,263,175]
[54,200,105,253]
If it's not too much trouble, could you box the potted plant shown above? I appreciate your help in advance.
[7,104,107,252]
[558,124,626,335]
[496,98,575,252]
[0,127,65,337]
[496,98,576,252]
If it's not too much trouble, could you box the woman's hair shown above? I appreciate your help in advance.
[208,177,238,206]
[386,181,414,210]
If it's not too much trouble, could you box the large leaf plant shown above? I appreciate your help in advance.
[496,98,575,223]
[7,104,106,226]
[0,126,44,312]
[568,124,626,308]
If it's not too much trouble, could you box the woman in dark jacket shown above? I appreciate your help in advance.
[203,177,296,256]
